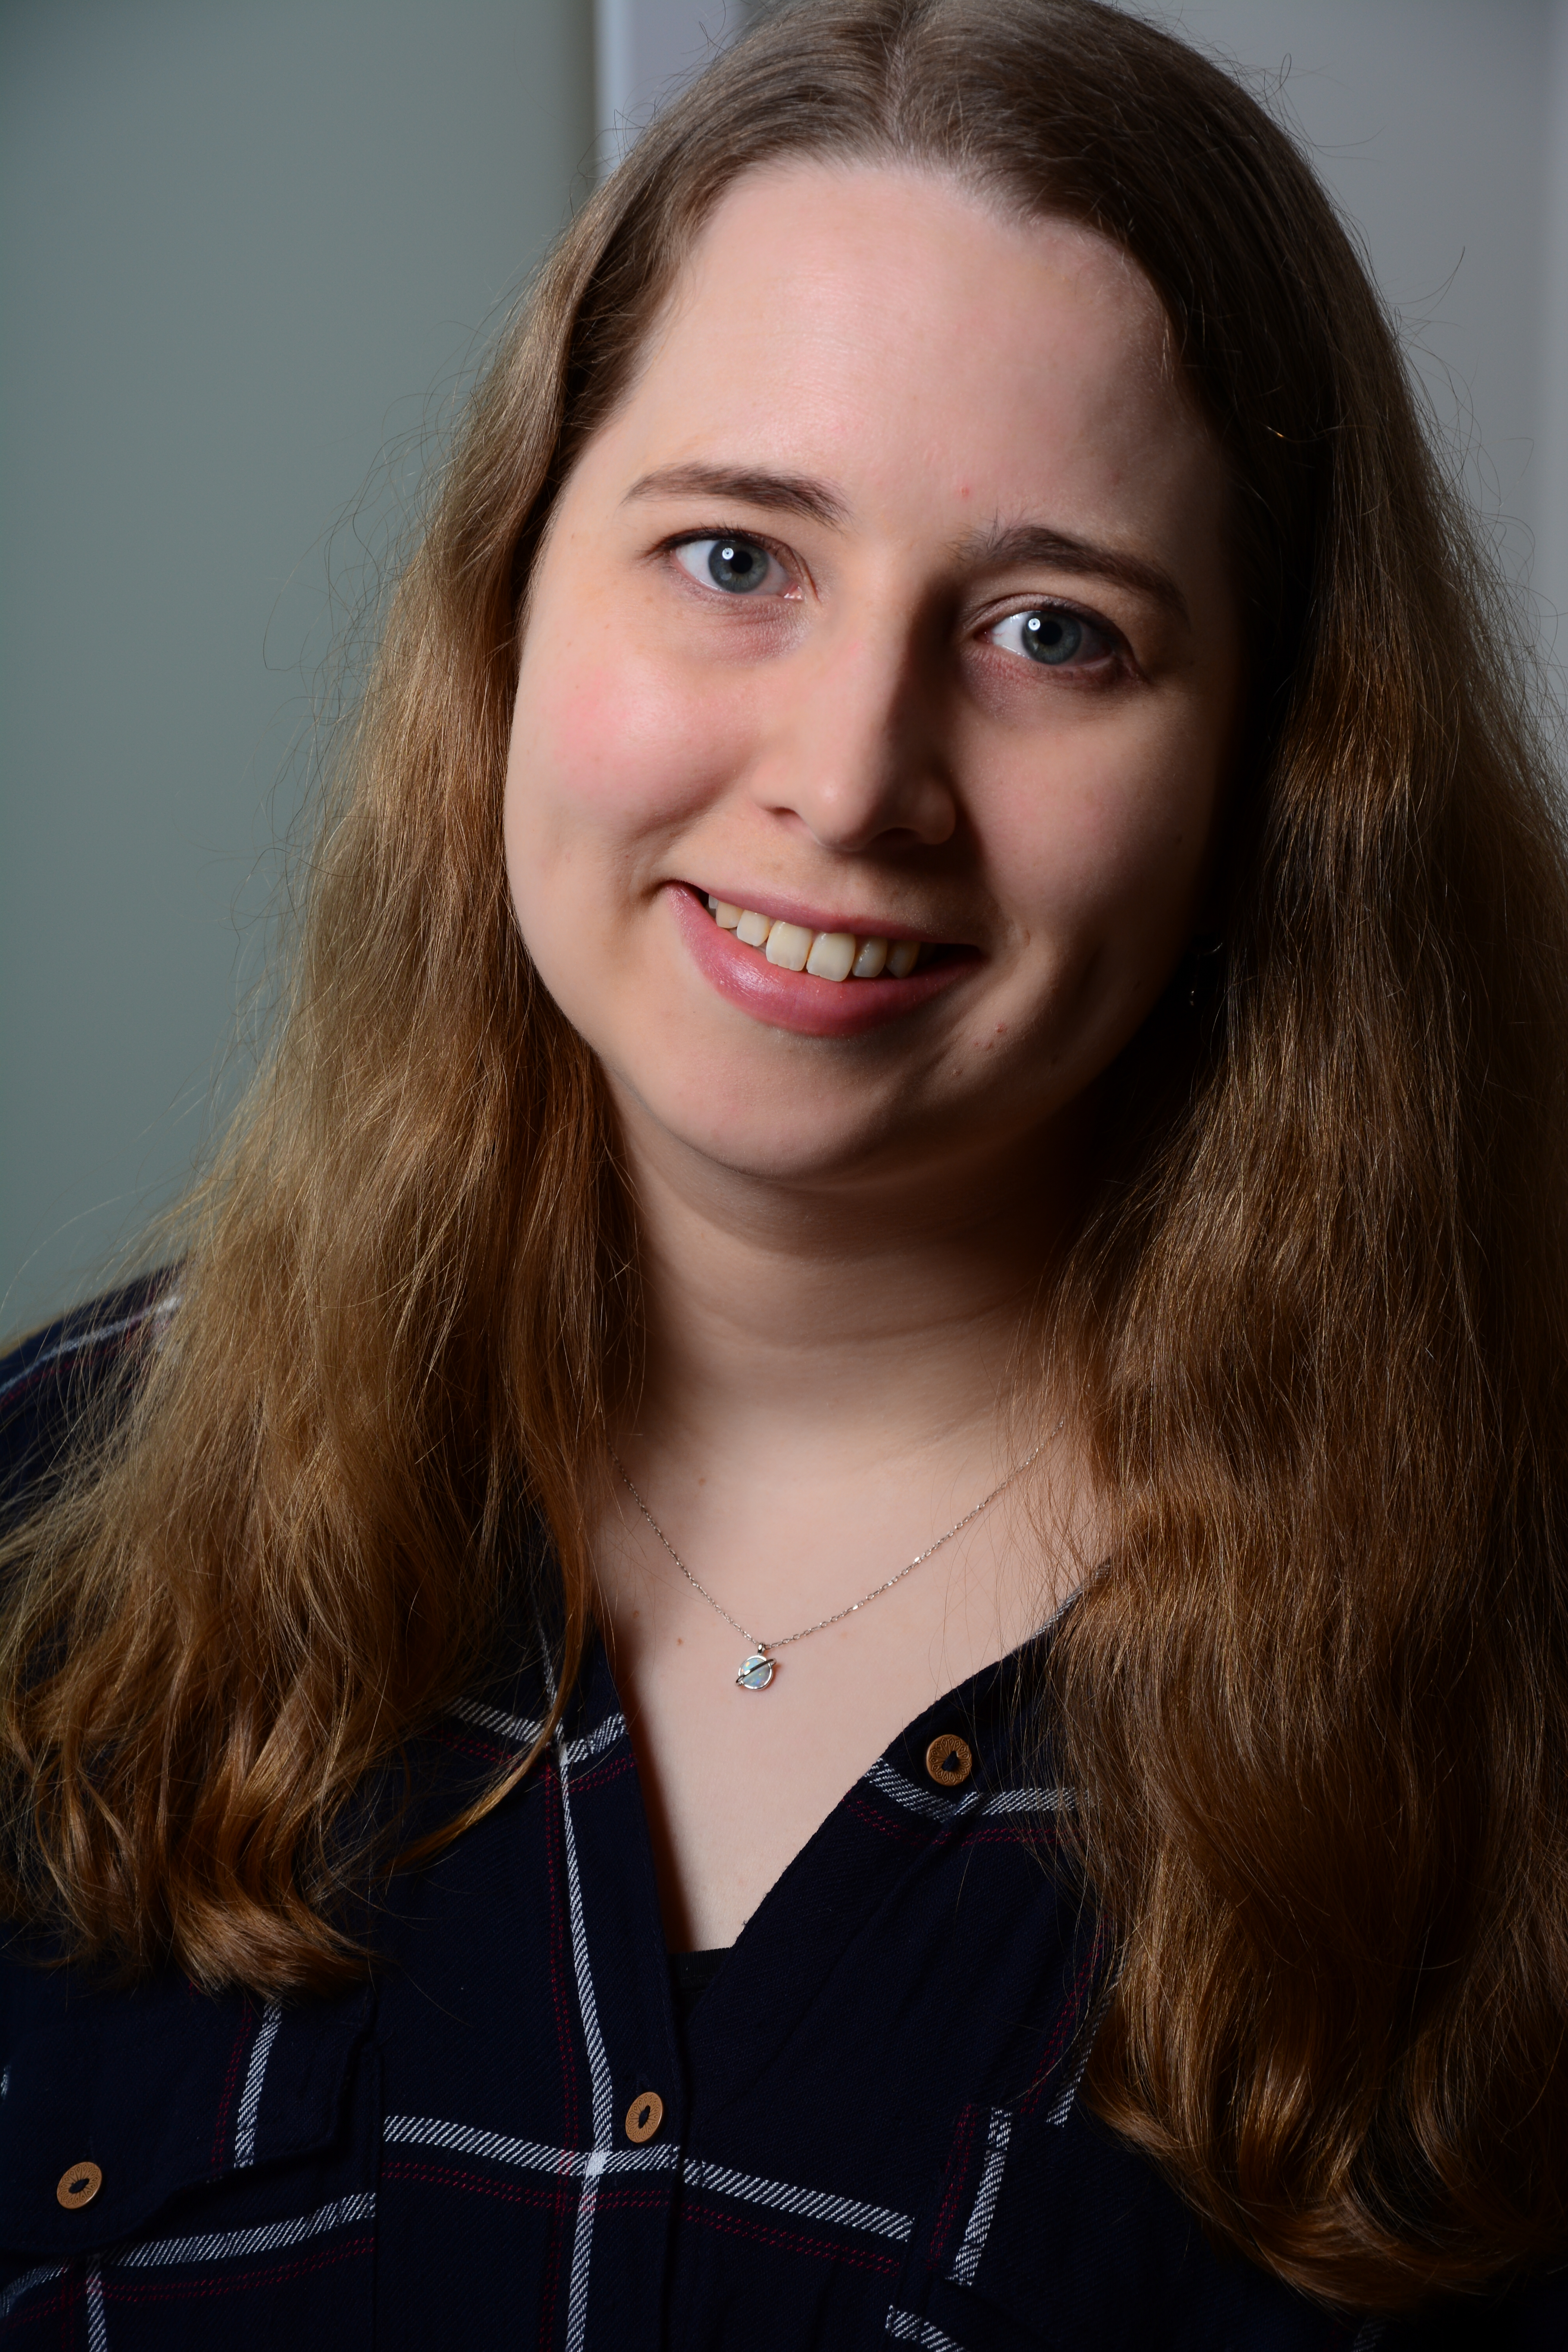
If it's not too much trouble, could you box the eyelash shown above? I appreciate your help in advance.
[664,528,1125,675]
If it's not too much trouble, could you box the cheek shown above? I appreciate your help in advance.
[987,705,1222,958]
[507,589,744,860]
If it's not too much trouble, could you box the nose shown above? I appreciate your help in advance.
[751,620,958,855]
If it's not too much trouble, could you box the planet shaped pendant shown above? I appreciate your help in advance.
[736,1651,775,1692]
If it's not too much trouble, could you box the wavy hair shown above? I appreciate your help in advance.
[4,0,1566,2313]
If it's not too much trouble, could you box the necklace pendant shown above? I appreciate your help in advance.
[736,1650,775,1692]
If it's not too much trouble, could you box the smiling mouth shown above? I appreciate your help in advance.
[702,894,953,983]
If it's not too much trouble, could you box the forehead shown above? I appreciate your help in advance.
[597,158,1214,532]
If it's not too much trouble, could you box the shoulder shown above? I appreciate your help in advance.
[0,1274,180,1528]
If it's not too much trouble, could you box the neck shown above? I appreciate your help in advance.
[594,1090,1096,1956]
[611,1089,1088,1490]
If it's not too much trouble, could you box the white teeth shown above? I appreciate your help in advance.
[764,919,814,971]
[806,929,857,982]
[706,896,937,983]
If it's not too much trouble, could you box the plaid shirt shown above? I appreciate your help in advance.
[2,1295,1564,2349]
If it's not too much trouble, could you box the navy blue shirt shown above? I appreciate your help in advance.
[2,1294,1564,2348]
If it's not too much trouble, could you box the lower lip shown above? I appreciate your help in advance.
[667,884,977,1039]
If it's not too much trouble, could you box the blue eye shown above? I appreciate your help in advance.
[1022,611,1082,664]
[989,607,1106,666]
[675,536,779,595]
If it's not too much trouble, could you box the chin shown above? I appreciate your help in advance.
[608,1044,1038,1194]
[616,1071,903,1184]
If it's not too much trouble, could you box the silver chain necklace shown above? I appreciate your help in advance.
[609,1445,1043,1692]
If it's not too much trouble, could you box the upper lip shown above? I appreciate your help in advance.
[685,880,967,947]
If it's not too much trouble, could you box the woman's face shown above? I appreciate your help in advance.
[505,162,1241,1194]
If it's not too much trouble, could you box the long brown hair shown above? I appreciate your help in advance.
[4,0,1566,2312]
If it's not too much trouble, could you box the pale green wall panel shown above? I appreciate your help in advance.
[0,0,594,1327]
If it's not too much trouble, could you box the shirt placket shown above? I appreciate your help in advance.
[546,1642,684,2352]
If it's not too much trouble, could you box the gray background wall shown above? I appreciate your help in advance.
[3,0,1565,1331]
[0,0,596,1330]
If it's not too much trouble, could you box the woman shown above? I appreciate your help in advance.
[2,0,1565,2342]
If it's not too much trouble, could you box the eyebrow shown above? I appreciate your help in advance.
[621,462,849,529]
[961,522,1191,626]
[622,466,1190,625]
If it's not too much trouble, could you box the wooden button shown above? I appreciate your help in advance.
[926,1733,973,1787]
[56,2160,102,2210]
[625,2090,664,2143]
